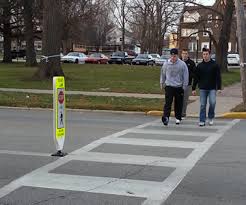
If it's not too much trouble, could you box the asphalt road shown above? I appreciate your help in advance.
[0,108,245,205]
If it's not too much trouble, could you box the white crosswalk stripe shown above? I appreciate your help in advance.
[0,118,240,205]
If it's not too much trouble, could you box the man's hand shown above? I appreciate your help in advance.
[160,83,164,90]
[192,90,196,96]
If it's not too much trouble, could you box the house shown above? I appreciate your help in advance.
[105,27,139,53]
[178,0,239,61]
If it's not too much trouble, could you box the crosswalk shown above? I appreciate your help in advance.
[0,118,240,204]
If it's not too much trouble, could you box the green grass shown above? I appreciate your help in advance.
[0,91,164,112]
[0,63,241,93]
[0,63,161,93]
[221,69,241,87]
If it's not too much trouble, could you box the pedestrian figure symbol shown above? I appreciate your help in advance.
[60,111,63,126]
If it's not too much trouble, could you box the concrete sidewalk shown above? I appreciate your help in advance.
[187,83,243,116]
[0,83,244,117]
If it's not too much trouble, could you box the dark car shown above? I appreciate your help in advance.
[108,51,134,64]
[131,54,155,66]
[11,49,26,59]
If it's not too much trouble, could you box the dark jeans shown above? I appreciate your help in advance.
[163,86,184,120]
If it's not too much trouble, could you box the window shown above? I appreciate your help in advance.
[201,42,210,51]
[181,29,198,37]
[188,42,198,52]
[203,28,212,37]
[208,14,212,23]
[183,11,200,23]
[215,15,219,23]
[228,42,232,52]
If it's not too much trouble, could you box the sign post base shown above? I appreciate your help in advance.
[51,150,67,157]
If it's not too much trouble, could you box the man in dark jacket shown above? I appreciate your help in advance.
[181,49,196,118]
[192,48,221,126]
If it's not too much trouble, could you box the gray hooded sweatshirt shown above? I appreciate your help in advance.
[160,58,189,90]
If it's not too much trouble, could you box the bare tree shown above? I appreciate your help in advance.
[235,0,246,109]
[110,0,131,51]
[183,0,235,72]
[23,0,37,66]
[130,0,185,53]
[34,0,64,79]
[0,0,13,63]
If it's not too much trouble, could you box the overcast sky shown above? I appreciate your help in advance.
[197,0,215,5]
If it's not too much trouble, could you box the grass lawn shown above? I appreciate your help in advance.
[0,63,241,93]
[0,62,242,111]
[0,92,164,112]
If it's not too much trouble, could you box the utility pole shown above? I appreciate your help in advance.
[235,0,246,109]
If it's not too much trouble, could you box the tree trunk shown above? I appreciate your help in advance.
[235,0,246,109]
[2,1,12,63]
[216,0,234,72]
[23,0,37,67]
[34,0,64,79]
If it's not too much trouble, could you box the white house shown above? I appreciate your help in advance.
[106,27,133,46]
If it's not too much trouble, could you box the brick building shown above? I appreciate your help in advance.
[178,0,239,61]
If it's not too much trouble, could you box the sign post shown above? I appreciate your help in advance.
[52,76,67,157]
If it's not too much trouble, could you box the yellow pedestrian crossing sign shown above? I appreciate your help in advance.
[52,76,67,157]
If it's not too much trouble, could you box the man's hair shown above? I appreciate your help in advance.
[202,47,211,54]
[182,48,189,52]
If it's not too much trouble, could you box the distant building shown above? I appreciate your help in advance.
[178,0,238,60]
[105,27,140,53]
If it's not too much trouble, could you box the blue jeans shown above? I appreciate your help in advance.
[199,89,216,122]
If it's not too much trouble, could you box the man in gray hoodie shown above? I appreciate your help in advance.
[160,48,189,125]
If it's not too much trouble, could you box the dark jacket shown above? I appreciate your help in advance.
[192,59,221,91]
[182,58,196,86]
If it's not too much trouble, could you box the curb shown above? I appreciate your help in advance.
[219,112,246,119]
[146,110,246,119]
[146,110,197,118]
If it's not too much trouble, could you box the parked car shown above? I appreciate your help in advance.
[227,53,240,66]
[126,50,138,57]
[155,54,170,66]
[11,49,26,59]
[149,53,160,64]
[132,54,155,66]
[211,53,240,66]
[61,52,88,64]
[108,51,134,64]
[211,54,216,61]
[85,53,109,64]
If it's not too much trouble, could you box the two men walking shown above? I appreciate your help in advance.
[160,47,221,126]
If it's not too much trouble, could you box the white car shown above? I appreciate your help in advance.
[61,52,88,64]
[150,53,160,64]
[155,55,170,66]
[227,53,240,66]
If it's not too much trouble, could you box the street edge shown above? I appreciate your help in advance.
[146,110,246,119]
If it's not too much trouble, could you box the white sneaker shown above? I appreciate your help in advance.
[176,119,181,125]
[181,117,186,120]
[208,119,214,126]
[199,122,205,127]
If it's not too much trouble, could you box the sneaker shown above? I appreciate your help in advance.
[208,119,214,126]
[181,117,186,120]
[162,116,169,126]
[175,119,181,125]
[199,122,205,127]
